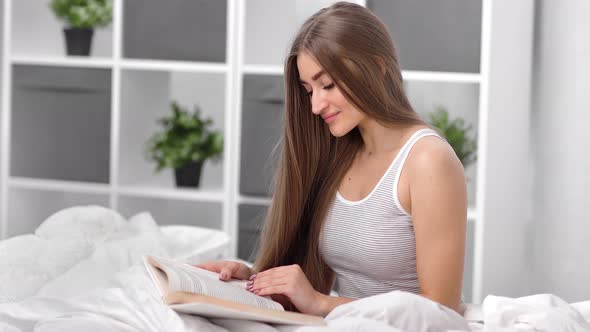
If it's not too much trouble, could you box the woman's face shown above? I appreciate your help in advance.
[297,51,366,137]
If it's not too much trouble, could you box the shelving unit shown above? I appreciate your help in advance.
[0,0,533,303]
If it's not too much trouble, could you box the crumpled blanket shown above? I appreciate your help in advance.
[3,205,589,332]
[0,202,468,332]
[0,265,469,332]
[465,293,590,331]
[0,206,169,303]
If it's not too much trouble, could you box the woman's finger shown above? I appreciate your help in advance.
[249,276,287,291]
[254,285,287,297]
[195,261,251,281]
[219,264,234,281]
[195,262,222,273]
[254,267,289,280]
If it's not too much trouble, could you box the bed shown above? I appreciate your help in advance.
[0,206,588,332]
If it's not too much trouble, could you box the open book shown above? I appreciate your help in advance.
[143,255,325,326]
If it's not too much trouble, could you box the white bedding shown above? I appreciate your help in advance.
[465,294,590,332]
[0,265,474,332]
[0,206,229,303]
[0,205,588,332]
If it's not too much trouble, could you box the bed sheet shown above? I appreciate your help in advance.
[0,203,467,331]
[1,205,589,331]
[0,265,468,332]
[0,205,230,303]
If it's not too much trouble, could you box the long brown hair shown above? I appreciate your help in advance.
[254,2,425,294]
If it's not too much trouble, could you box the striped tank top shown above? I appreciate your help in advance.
[319,128,442,299]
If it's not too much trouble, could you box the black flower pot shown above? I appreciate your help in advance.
[63,28,94,56]
[174,161,204,188]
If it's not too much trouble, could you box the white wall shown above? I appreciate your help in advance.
[529,0,590,302]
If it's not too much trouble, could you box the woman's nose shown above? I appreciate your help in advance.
[311,92,328,115]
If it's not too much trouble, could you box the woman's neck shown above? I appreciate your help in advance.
[357,118,410,156]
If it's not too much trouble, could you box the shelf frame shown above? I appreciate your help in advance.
[117,185,224,203]
[120,59,227,74]
[109,0,124,210]
[223,0,240,257]
[8,177,111,195]
[11,55,114,68]
[472,0,492,304]
[1,0,13,239]
[0,0,534,306]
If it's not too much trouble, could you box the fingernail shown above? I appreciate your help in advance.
[253,289,260,294]
[249,274,257,280]
[246,284,252,290]
[220,273,228,279]
[247,280,253,286]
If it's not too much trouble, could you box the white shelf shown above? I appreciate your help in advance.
[8,177,111,195]
[468,206,477,221]
[10,56,231,73]
[242,64,283,76]
[238,194,272,206]
[402,71,480,83]
[11,54,114,68]
[242,65,480,84]
[117,185,224,203]
[120,59,228,73]
[0,0,534,305]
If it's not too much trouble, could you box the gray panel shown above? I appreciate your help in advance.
[118,196,222,230]
[367,0,481,73]
[7,189,109,237]
[463,220,475,302]
[11,65,111,183]
[240,75,284,196]
[123,0,226,62]
[238,204,267,261]
[0,0,3,154]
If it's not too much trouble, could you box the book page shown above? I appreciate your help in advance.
[149,256,284,311]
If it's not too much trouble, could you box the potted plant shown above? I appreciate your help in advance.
[49,0,113,56]
[146,101,223,188]
[427,106,477,168]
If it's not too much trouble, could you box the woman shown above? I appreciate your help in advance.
[198,2,466,317]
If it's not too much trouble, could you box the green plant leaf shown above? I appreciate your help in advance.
[145,101,224,172]
[427,106,477,168]
[50,0,113,28]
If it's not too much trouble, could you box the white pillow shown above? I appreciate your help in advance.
[0,234,47,263]
[35,205,127,242]
[0,234,92,302]
[36,212,169,299]
[160,225,231,264]
[0,256,51,302]
[106,212,170,267]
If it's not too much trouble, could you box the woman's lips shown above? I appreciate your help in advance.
[323,112,339,123]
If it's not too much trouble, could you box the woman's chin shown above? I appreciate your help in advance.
[328,124,351,137]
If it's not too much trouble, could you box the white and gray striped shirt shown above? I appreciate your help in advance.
[319,128,441,299]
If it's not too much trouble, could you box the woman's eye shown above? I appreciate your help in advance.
[305,83,334,97]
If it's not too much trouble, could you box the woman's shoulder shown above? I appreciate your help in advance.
[405,126,464,180]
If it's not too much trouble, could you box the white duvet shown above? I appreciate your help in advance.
[465,294,590,332]
[0,206,588,332]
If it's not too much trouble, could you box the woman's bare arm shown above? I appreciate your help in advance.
[406,136,467,312]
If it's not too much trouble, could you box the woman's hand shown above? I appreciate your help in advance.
[195,261,254,281]
[246,264,326,316]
